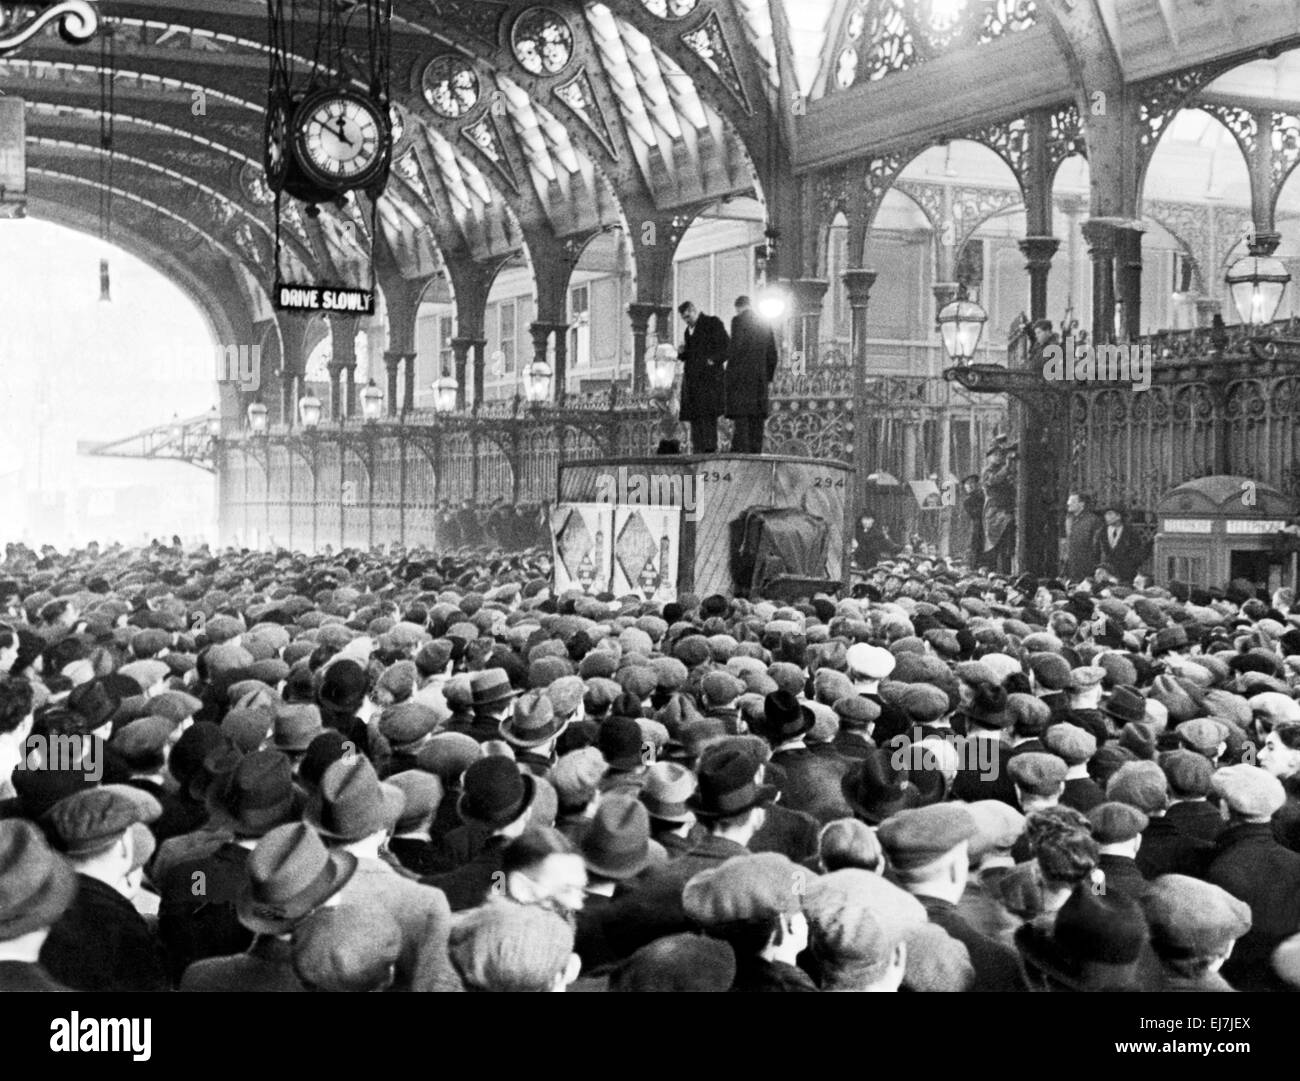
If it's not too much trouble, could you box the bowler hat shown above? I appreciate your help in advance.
[317,659,369,715]
[237,822,357,935]
[458,756,536,829]
[1101,685,1147,727]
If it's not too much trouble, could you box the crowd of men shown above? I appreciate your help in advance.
[1,535,1299,992]
[432,500,549,554]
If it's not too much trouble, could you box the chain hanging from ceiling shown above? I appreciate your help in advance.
[264,0,393,310]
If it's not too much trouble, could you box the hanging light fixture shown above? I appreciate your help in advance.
[206,407,222,438]
[246,401,269,433]
[298,392,323,429]
[937,295,988,363]
[1226,253,1291,327]
[361,379,384,421]
[756,284,790,321]
[648,343,679,396]
[523,360,552,404]
[432,375,458,414]
[168,414,184,442]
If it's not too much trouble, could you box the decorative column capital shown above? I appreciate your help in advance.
[792,278,830,313]
[842,268,877,308]
[1018,235,1060,269]
[1248,230,1282,257]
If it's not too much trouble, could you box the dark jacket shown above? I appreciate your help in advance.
[950,738,1018,808]
[1136,815,1214,879]
[1095,523,1146,584]
[679,313,729,421]
[854,523,901,570]
[41,874,170,992]
[179,935,305,992]
[980,457,1016,554]
[749,802,820,864]
[1206,821,1300,992]
[768,745,852,825]
[420,834,510,912]
[1165,799,1225,844]
[963,486,986,560]
[724,308,778,417]
[731,954,819,993]
[581,833,749,965]
[157,841,254,984]
[918,894,1023,992]
[1064,508,1104,582]
[0,961,68,991]
[1097,852,1149,902]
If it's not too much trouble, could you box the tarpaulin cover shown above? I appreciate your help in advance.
[731,506,830,595]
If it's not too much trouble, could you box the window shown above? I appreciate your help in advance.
[570,284,590,366]
[439,315,454,376]
[500,301,516,373]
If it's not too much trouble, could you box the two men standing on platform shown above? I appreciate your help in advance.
[678,295,778,454]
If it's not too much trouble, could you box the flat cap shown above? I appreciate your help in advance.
[1007,752,1069,796]
[385,771,444,834]
[833,695,880,729]
[899,683,949,725]
[377,701,441,747]
[767,662,807,698]
[415,731,483,783]
[1068,666,1106,691]
[846,644,894,681]
[1212,764,1287,818]
[1159,749,1213,799]
[147,690,203,726]
[701,670,745,707]
[682,852,807,924]
[1043,723,1097,766]
[1106,761,1168,815]
[44,785,162,858]
[548,747,607,811]
[1143,875,1251,960]
[544,675,586,718]
[877,804,977,869]
[966,800,1026,860]
[1175,718,1229,757]
[610,933,736,993]
[1250,691,1300,727]
[1087,801,1149,844]
[1028,653,1072,691]
[110,716,174,767]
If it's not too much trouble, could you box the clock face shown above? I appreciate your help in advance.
[264,96,292,191]
[422,54,480,119]
[293,90,388,190]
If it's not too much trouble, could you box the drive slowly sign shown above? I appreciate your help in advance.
[274,282,375,314]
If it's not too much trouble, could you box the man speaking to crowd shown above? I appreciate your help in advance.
[724,296,779,454]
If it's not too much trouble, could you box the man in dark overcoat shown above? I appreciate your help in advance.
[676,301,729,454]
[724,296,778,454]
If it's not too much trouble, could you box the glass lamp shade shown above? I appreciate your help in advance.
[755,286,789,321]
[523,360,552,404]
[206,408,222,438]
[361,380,384,421]
[246,401,268,433]
[298,394,323,429]
[433,376,459,413]
[1226,254,1291,327]
[937,298,988,362]
[648,343,679,394]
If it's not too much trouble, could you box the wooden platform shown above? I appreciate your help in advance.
[552,454,853,600]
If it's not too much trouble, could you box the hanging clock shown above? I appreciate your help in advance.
[291,86,391,193]
[264,93,294,192]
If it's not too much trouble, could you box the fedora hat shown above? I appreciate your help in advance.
[499,689,567,748]
[580,793,652,880]
[841,745,924,825]
[457,756,536,829]
[640,761,696,823]
[471,667,520,710]
[273,703,324,754]
[1100,685,1147,727]
[306,756,406,842]
[0,820,77,941]
[756,690,814,743]
[236,822,357,935]
[687,744,777,821]
[206,749,299,838]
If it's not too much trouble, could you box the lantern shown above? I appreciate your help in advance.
[361,380,384,421]
[1226,253,1290,327]
[433,376,458,414]
[298,393,323,429]
[523,360,552,404]
[648,343,679,395]
[937,297,988,362]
